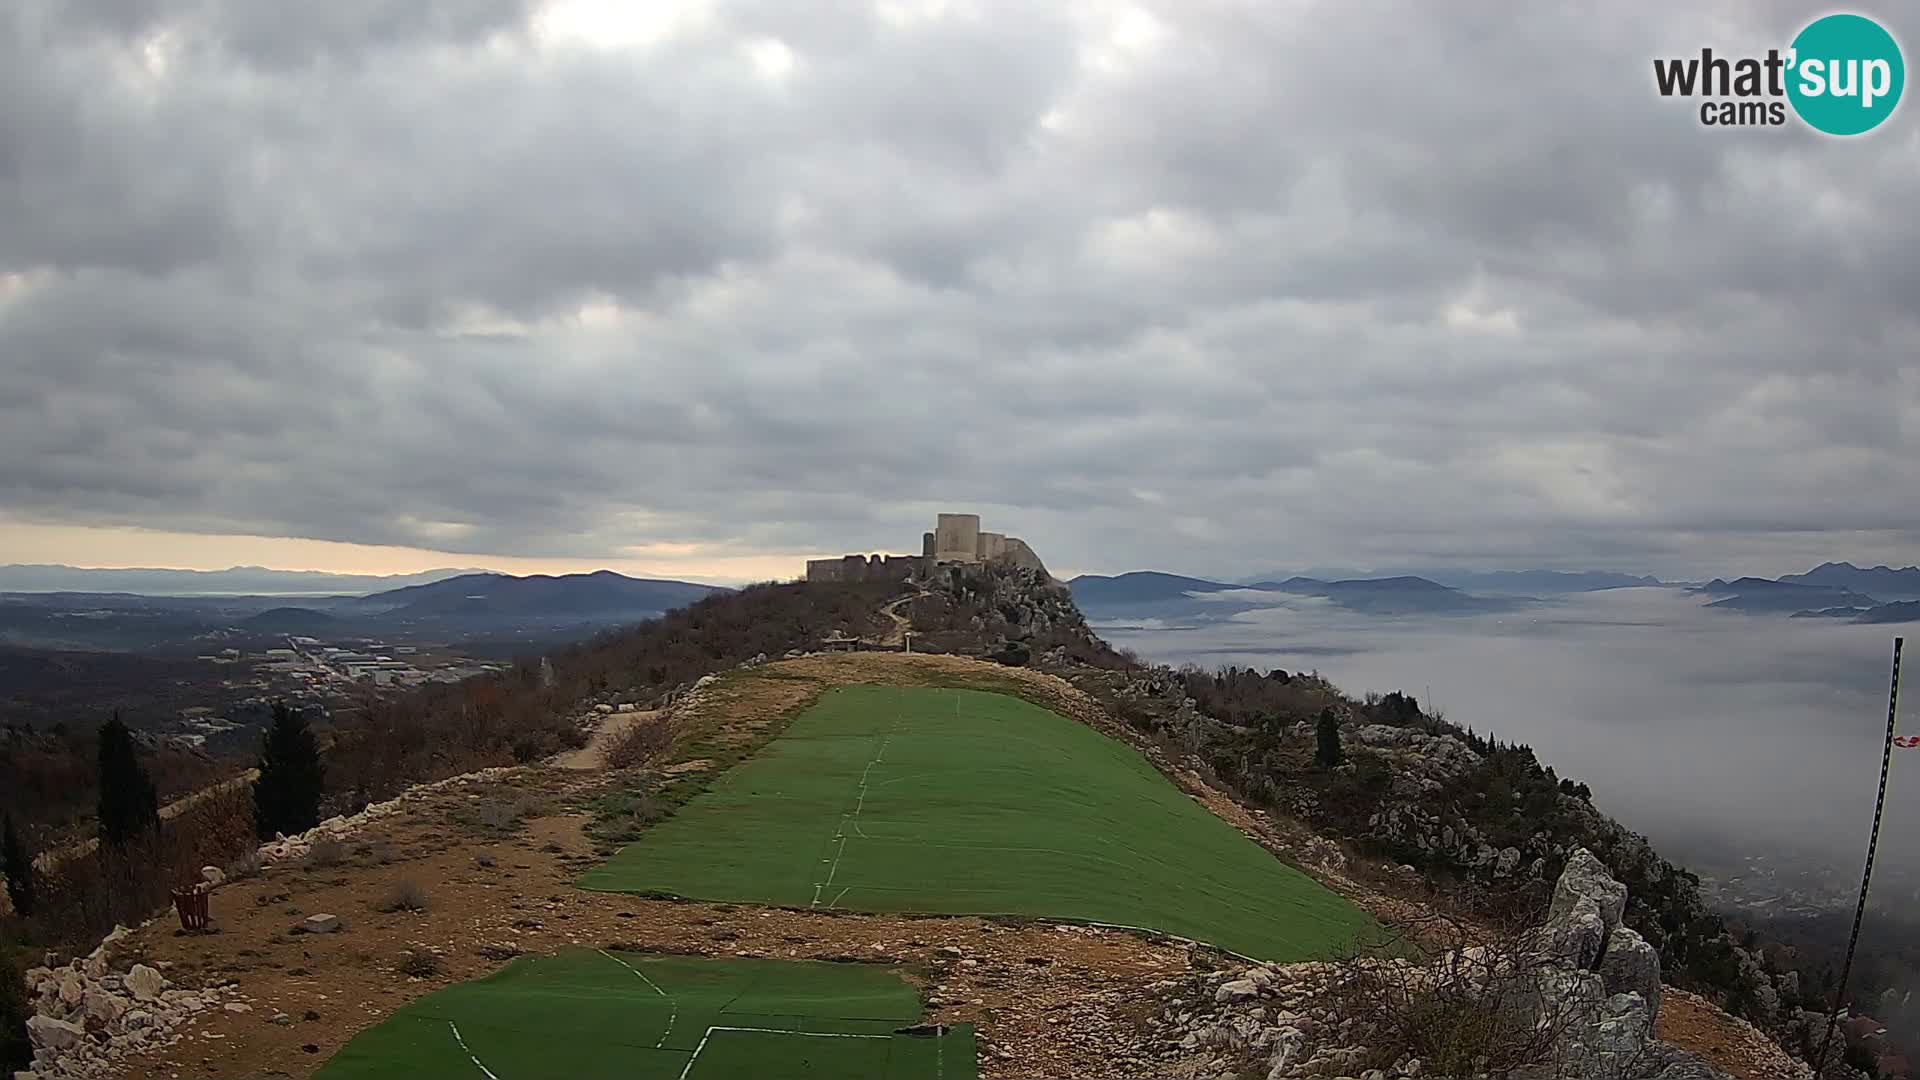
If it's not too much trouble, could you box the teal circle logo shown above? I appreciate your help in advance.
[1787,14,1904,135]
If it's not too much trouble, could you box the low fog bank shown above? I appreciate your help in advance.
[1100,587,1917,885]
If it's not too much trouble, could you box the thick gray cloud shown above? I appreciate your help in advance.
[2,0,1916,578]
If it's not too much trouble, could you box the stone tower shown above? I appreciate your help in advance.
[933,513,982,563]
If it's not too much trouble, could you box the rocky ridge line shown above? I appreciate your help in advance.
[1140,849,1813,1080]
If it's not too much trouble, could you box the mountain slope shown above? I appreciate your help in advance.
[1069,571,1528,616]
[0,564,481,596]
[1697,577,1879,612]
[1848,600,1920,624]
[1248,575,1529,613]
[242,606,340,631]
[354,570,725,617]
[1241,568,1663,593]
[1067,571,1235,607]
[1425,569,1662,594]
[1779,560,1920,599]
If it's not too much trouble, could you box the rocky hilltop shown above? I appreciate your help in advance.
[905,561,1859,1077]
[4,564,1845,1080]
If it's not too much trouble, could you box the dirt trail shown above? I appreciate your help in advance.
[551,709,663,770]
[876,589,925,647]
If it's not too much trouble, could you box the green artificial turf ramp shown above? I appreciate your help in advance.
[314,950,973,1080]
[580,685,1374,961]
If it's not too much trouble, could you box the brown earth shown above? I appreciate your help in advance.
[90,650,1788,1080]
[113,774,1190,1079]
[1657,988,1810,1080]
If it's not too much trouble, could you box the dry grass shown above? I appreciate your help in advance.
[1324,911,1645,1080]
[377,879,428,913]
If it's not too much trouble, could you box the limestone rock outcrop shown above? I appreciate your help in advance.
[17,926,250,1079]
[1141,848,1801,1080]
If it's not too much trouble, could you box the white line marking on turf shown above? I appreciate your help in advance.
[447,1021,501,1080]
[598,949,677,1049]
[676,1026,891,1080]
[811,718,898,908]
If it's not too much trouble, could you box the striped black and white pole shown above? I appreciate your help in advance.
[1815,636,1903,1078]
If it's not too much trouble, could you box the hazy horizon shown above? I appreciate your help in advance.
[3,2,1917,582]
[1099,587,1918,882]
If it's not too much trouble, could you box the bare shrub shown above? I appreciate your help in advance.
[305,837,346,868]
[1327,919,1589,1078]
[591,789,670,845]
[224,849,262,881]
[25,786,257,952]
[324,581,893,805]
[398,949,442,978]
[459,789,546,835]
[604,718,675,770]
[474,799,519,831]
[9,581,905,956]
[377,878,427,913]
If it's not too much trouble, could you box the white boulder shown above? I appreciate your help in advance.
[125,964,165,1002]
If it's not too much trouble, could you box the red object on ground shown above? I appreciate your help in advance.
[171,882,211,932]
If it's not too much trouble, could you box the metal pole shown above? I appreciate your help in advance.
[1815,636,1903,1077]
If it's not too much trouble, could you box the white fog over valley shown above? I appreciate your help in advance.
[1099,587,1920,894]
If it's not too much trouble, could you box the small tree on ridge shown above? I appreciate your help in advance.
[2,814,34,917]
[254,702,325,840]
[97,715,160,847]
[1315,708,1344,769]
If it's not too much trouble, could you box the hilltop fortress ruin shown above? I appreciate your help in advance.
[806,512,1048,583]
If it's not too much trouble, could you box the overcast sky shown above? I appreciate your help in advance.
[3,0,1916,584]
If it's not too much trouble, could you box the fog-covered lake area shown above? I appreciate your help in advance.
[1097,586,1918,898]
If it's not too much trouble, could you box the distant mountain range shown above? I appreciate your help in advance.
[1851,600,1920,624]
[0,564,483,596]
[1068,571,1527,618]
[242,606,343,631]
[1694,577,1881,613]
[1777,562,1920,600]
[1692,564,1920,623]
[1068,572,1234,607]
[0,570,729,652]
[1240,568,1661,595]
[1072,561,1920,626]
[349,571,724,618]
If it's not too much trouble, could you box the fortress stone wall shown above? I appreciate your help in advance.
[803,553,922,584]
[807,512,1048,582]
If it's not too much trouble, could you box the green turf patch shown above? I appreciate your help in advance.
[580,685,1376,961]
[314,950,972,1080]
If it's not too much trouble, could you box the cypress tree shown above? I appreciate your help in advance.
[1,814,32,917]
[1,944,29,1073]
[97,715,160,846]
[1315,708,1344,769]
[253,702,324,840]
